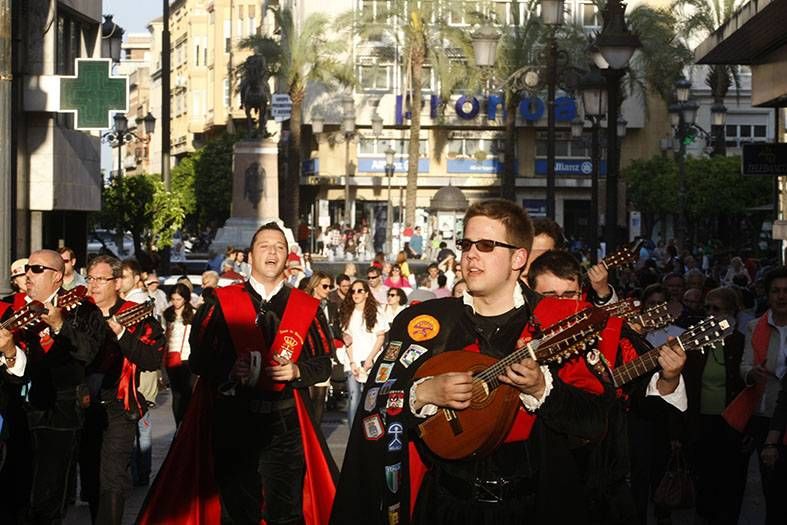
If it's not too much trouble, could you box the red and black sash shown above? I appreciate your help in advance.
[113,300,150,414]
[215,283,320,392]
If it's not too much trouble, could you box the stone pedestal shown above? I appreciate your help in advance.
[211,138,293,253]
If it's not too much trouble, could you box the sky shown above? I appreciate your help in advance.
[100,1,162,173]
[102,0,161,35]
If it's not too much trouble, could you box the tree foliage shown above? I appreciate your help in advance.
[192,133,237,229]
[624,155,771,241]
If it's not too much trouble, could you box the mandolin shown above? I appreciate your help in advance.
[624,301,676,332]
[610,316,730,388]
[415,307,610,460]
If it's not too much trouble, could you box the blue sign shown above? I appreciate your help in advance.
[395,94,577,124]
[358,157,430,173]
[534,159,607,176]
[447,158,503,174]
[523,199,546,217]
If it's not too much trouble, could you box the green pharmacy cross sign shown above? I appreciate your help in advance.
[59,59,128,130]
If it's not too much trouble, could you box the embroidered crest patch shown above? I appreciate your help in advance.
[387,422,404,452]
[386,390,405,416]
[364,387,380,412]
[399,344,428,368]
[407,315,440,342]
[375,362,394,383]
[362,414,384,440]
[382,341,403,361]
[385,463,402,494]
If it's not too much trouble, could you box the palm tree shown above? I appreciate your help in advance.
[239,6,354,229]
[340,1,472,227]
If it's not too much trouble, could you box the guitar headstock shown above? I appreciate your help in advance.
[2,300,47,332]
[58,285,88,311]
[678,316,732,353]
[634,302,676,330]
[604,297,640,319]
[601,239,643,271]
[117,300,156,328]
[537,307,610,364]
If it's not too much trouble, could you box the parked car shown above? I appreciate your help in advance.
[87,229,135,257]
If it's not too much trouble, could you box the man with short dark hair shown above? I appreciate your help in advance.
[329,274,351,307]
[58,246,87,291]
[367,266,388,304]
[139,222,338,525]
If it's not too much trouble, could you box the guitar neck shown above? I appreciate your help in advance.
[612,338,680,388]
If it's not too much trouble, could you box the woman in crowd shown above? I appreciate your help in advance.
[452,278,467,298]
[383,287,408,324]
[684,287,748,525]
[339,280,388,426]
[162,283,195,426]
[395,250,411,280]
[304,271,338,425]
[383,264,409,290]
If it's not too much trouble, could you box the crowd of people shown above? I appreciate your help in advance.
[1,205,787,525]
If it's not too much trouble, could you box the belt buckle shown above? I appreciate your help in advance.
[472,478,508,504]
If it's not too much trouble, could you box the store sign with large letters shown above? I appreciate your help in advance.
[395,94,577,125]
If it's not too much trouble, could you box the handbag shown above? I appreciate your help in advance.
[653,446,695,509]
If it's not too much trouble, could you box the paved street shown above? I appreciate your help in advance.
[64,388,764,525]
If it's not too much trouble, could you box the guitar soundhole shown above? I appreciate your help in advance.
[470,380,494,409]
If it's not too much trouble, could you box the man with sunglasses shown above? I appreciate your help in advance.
[79,255,164,524]
[58,246,87,291]
[139,222,337,525]
[334,200,615,524]
[366,267,388,304]
[11,249,104,523]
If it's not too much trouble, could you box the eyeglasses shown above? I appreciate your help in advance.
[320,284,331,290]
[351,289,367,295]
[457,238,519,252]
[25,264,58,274]
[540,290,582,300]
[86,276,117,284]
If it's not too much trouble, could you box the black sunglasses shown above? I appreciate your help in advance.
[320,284,331,290]
[388,293,398,297]
[351,289,366,295]
[457,238,519,252]
[25,264,58,274]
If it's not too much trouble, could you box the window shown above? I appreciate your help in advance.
[224,79,231,108]
[754,125,767,137]
[358,64,392,92]
[361,0,389,22]
[193,91,205,116]
[56,12,82,75]
[581,3,599,27]
[535,131,593,158]
[224,19,232,53]
[725,124,770,148]
[447,136,504,158]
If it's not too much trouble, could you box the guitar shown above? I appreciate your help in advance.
[610,316,731,388]
[8,285,88,333]
[598,239,643,271]
[624,301,676,332]
[415,307,610,460]
[113,300,156,328]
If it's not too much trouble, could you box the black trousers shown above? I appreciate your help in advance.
[79,402,137,521]
[691,414,748,525]
[212,399,305,525]
[0,398,32,524]
[167,365,194,426]
[750,416,787,525]
[29,427,79,524]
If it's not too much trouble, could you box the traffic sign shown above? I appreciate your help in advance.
[59,59,128,130]
[271,93,292,121]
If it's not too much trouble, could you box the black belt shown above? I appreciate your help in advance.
[435,470,536,505]
[248,397,296,414]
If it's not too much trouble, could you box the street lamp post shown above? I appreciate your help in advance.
[103,112,156,178]
[541,0,565,220]
[576,67,608,263]
[101,15,124,63]
[593,0,640,253]
[669,77,700,249]
[384,146,396,257]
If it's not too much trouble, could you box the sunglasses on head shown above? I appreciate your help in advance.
[25,264,58,274]
[457,238,519,252]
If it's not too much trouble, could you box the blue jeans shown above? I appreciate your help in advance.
[131,411,152,485]
[345,373,363,428]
